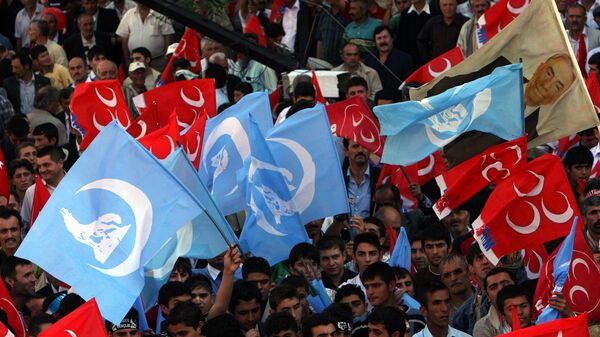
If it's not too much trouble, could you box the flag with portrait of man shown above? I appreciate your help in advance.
[410,0,599,168]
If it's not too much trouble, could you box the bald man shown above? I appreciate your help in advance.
[95,60,138,118]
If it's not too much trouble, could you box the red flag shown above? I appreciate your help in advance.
[476,0,530,47]
[30,175,51,227]
[0,320,14,337]
[511,305,521,330]
[403,47,464,86]
[498,313,589,337]
[533,230,600,322]
[180,112,207,169]
[269,85,282,111]
[0,150,9,207]
[270,0,284,22]
[386,225,397,254]
[591,161,600,179]
[39,298,108,337]
[138,111,181,160]
[161,27,202,84]
[126,102,161,139]
[41,7,66,33]
[377,164,419,210]
[433,135,527,219]
[472,154,581,265]
[555,134,580,157]
[326,96,385,156]
[117,64,125,84]
[244,15,266,47]
[585,73,600,113]
[70,80,133,150]
[133,79,217,123]
[312,70,327,105]
[415,151,446,185]
[0,277,26,337]
[522,245,548,280]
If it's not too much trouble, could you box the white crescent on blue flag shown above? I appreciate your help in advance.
[16,122,204,324]
[374,64,524,165]
[240,105,349,264]
[199,92,273,216]
[141,148,239,308]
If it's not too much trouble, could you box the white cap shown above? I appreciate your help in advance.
[166,43,179,56]
[128,61,146,72]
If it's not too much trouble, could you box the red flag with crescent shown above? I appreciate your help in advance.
[312,70,327,105]
[180,112,207,169]
[377,164,419,210]
[138,111,181,160]
[0,150,9,207]
[476,0,530,47]
[39,298,108,337]
[0,277,26,337]
[585,73,600,113]
[533,230,600,322]
[326,96,385,156]
[70,80,132,150]
[522,245,548,280]
[0,320,14,337]
[555,134,580,157]
[160,27,202,84]
[30,175,51,227]
[415,151,446,185]
[472,154,581,265]
[244,15,267,47]
[126,102,161,140]
[133,79,216,124]
[433,135,527,219]
[403,47,464,86]
[497,312,589,337]
[270,0,284,22]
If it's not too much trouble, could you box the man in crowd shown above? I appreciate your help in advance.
[333,43,383,101]
[414,282,471,337]
[3,52,50,114]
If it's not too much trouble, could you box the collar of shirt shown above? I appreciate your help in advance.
[408,2,430,15]
[346,165,370,181]
[570,26,588,40]
[207,263,221,280]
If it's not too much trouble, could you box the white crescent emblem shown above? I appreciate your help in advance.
[65,330,77,337]
[418,155,435,176]
[507,0,530,15]
[116,109,131,129]
[187,132,201,162]
[166,135,176,153]
[571,258,590,278]
[569,285,589,305]
[92,112,104,131]
[135,121,147,139]
[0,298,23,337]
[75,179,153,277]
[425,124,460,147]
[556,331,563,337]
[524,248,543,279]
[428,58,452,78]
[360,129,375,144]
[177,109,199,129]
[180,87,205,108]
[505,201,540,234]
[513,170,544,197]
[144,223,193,279]
[352,113,364,127]
[482,161,510,182]
[249,192,286,236]
[95,87,117,108]
[541,192,573,223]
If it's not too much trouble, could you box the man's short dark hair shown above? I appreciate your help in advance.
[173,257,191,277]
[6,115,30,139]
[204,63,227,88]
[322,303,353,333]
[32,20,50,37]
[29,313,56,336]
[172,58,191,72]
[131,46,152,60]
[360,261,395,284]
[8,159,34,179]
[495,285,531,315]
[0,209,22,229]
[242,256,271,279]
[563,145,593,168]
[353,232,381,254]
[293,81,316,99]
[87,46,106,62]
[36,146,64,162]
[11,52,32,69]
[582,195,600,216]
[316,236,346,253]
[233,82,253,96]
[345,76,369,94]
[229,280,261,313]
[415,281,449,309]
[483,267,516,292]
[288,242,320,267]
[269,285,299,310]
[301,313,336,337]
[368,306,407,336]
[158,282,191,307]
[420,223,451,248]
[264,312,298,337]
[265,23,285,39]
[373,25,393,39]
[30,45,49,61]
[334,284,366,303]
[185,275,213,293]
[466,243,483,265]
[0,256,31,281]
[281,275,310,293]
[56,293,85,318]
[203,314,244,337]
[363,216,386,238]
[374,183,402,207]
[32,123,59,144]
[167,301,205,330]
[374,88,399,104]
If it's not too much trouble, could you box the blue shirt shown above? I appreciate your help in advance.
[344,17,381,52]
[346,166,371,218]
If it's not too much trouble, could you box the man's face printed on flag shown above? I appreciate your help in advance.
[525,54,575,107]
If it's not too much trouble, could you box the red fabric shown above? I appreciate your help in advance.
[377,164,419,210]
[69,80,132,150]
[244,15,266,47]
[39,298,108,337]
[477,0,530,44]
[415,151,446,185]
[180,112,207,169]
[404,47,464,85]
[161,28,202,84]
[134,79,217,124]
[585,72,600,112]
[0,278,26,337]
[522,245,548,280]
[386,225,397,254]
[326,96,385,156]
[499,313,589,337]
[30,175,51,227]
[533,230,600,322]
[556,135,580,157]
[511,305,521,330]
[433,135,527,219]
[311,70,327,105]
[117,64,125,84]
[41,7,67,33]
[0,320,14,337]
[269,85,282,111]
[578,33,588,78]
[126,103,161,139]
[270,0,284,22]
[0,150,9,207]
[591,160,600,179]
[472,154,581,265]
[138,111,181,160]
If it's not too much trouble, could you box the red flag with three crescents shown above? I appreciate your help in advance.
[326,96,385,156]
[476,0,530,47]
[312,70,327,105]
[403,47,464,86]
[138,111,181,160]
[160,27,202,85]
[181,112,207,169]
[126,102,161,140]
[70,80,132,150]
[39,298,108,337]
[472,154,581,265]
[433,135,527,219]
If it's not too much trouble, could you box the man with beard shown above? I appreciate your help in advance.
[581,195,600,253]
[343,139,381,219]
[0,209,23,262]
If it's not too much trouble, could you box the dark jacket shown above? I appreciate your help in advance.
[2,74,51,114]
[63,31,113,61]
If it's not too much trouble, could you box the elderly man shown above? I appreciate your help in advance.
[68,57,89,87]
[14,0,44,50]
[457,0,490,57]
[125,61,147,95]
[96,60,138,118]
[567,4,600,75]
[333,43,383,100]
[418,0,468,62]
[63,13,113,61]
[27,20,68,68]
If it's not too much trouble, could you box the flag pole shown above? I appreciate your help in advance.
[399,166,412,184]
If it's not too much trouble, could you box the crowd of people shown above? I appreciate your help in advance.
[0,0,599,336]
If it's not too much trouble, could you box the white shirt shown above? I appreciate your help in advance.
[569,27,588,56]
[413,325,472,337]
[116,6,175,58]
[281,0,300,53]
[14,4,44,48]
[407,2,431,15]
[106,0,137,20]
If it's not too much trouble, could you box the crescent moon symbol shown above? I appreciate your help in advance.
[269,137,316,214]
[177,109,199,129]
[505,201,540,234]
[417,155,435,177]
[428,58,452,78]
[513,170,544,197]
[425,124,460,147]
[202,117,250,177]
[249,190,286,236]
[95,87,117,108]
[77,179,153,277]
[571,257,590,278]
[180,87,205,108]
[569,285,590,305]
[65,330,77,337]
[135,121,147,139]
[482,161,510,182]
[360,129,375,144]
[524,249,543,279]
[507,0,530,15]
[144,224,193,279]
[116,109,131,129]
[187,132,201,162]
[352,113,364,127]
[541,192,573,224]
[165,135,176,154]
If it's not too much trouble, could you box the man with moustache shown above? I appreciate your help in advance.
[439,255,473,319]
[365,25,414,92]
[342,139,381,218]
[0,209,23,262]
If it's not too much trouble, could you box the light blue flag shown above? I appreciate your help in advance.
[401,292,421,311]
[199,92,273,216]
[536,216,578,324]
[373,64,524,165]
[389,227,411,270]
[141,148,239,307]
[16,122,204,323]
